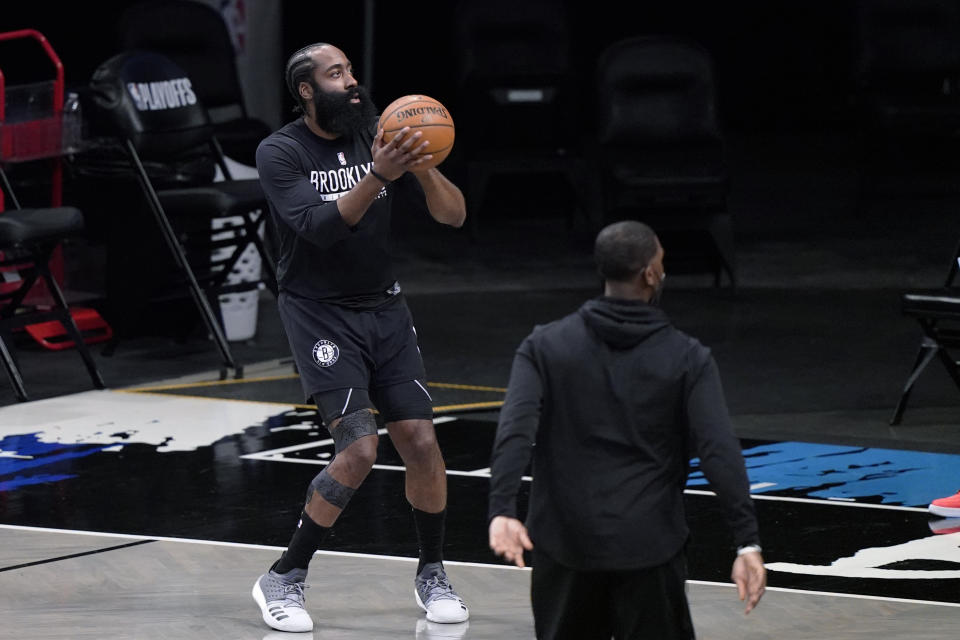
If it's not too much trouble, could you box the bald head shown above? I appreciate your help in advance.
[594,221,660,282]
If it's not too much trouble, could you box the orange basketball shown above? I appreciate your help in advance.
[378,94,455,170]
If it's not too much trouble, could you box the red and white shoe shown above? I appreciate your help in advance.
[928,490,960,518]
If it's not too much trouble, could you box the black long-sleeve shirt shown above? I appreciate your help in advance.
[255,118,423,307]
[488,296,759,571]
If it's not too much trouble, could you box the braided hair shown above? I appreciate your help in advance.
[285,43,329,113]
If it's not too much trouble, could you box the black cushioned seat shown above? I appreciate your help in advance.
[452,0,593,238]
[117,0,271,166]
[158,180,265,219]
[591,35,735,287]
[892,270,960,424]
[0,207,85,246]
[902,293,960,319]
[0,167,106,401]
[81,50,278,378]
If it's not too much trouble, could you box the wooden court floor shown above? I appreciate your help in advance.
[1,526,957,639]
[1,359,959,639]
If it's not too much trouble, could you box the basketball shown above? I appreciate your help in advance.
[378,94,455,170]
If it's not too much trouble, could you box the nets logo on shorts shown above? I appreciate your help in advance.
[312,339,340,368]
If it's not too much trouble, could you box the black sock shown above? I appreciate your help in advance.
[413,507,446,574]
[273,511,330,574]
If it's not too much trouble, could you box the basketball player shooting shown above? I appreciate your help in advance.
[250,42,468,633]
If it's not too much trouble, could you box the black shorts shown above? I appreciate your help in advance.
[279,292,428,402]
[531,548,695,640]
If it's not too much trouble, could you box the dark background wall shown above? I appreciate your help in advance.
[4,0,960,246]
[282,0,861,132]
[1,0,862,133]
[2,0,959,420]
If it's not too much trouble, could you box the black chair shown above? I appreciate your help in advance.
[592,35,734,287]
[891,238,960,425]
[452,0,594,238]
[81,50,278,379]
[0,166,106,400]
[852,0,960,198]
[117,0,271,167]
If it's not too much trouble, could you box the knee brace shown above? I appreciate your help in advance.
[306,468,355,509]
[332,408,378,454]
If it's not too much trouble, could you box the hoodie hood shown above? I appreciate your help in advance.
[578,296,671,349]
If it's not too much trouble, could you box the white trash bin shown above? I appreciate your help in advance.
[212,157,264,342]
[212,216,263,342]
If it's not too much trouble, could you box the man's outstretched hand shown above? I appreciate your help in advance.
[489,515,534,568]
[731,551,766,614]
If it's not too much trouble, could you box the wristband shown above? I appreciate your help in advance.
[369,168,391,184]
[737,544,762,556]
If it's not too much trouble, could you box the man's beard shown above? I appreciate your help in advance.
[310,82,376,136]
[650,273,665,306]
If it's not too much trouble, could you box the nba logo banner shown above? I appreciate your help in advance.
[337,152,347,166]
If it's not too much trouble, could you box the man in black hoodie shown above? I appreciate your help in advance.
[488,221,765,639]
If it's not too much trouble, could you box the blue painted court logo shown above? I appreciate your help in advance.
[687,441,959,507]
[312,339,340,368]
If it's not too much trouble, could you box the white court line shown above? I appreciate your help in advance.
[244,444,931,515]
[687,579,960,609]
[247,428,388,457]
[242,454,522,480]
[2,524,957,606]
[684,489,929,513]
[0,523,527,572]
[248,417,459,457]
[268,425,316,433]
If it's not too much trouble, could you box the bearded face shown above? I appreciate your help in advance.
[309,80,376,136]
[650,271,665,305]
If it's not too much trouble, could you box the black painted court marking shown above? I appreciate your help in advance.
[245,441,933,510]
[239,416,510,478]
[0,539,155,572]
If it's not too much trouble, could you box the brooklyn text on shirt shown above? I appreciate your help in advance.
[309,162,386,201]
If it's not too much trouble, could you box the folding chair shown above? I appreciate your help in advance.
[890,238,960,424]
[117,0,271,167]
[0,166,106,400]
[82,50,278,379]
[592,35,734,287]
[451,0,594,238]
[852,0,960,199]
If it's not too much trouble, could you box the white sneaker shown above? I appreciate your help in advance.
[252,568,313,632]
[414,563,470,623]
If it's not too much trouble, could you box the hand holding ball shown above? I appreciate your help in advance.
[378,95,454,170]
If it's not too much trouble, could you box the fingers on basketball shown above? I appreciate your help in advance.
[378,94,455,170]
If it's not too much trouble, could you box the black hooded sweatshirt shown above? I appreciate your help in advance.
[488,296,759,571]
